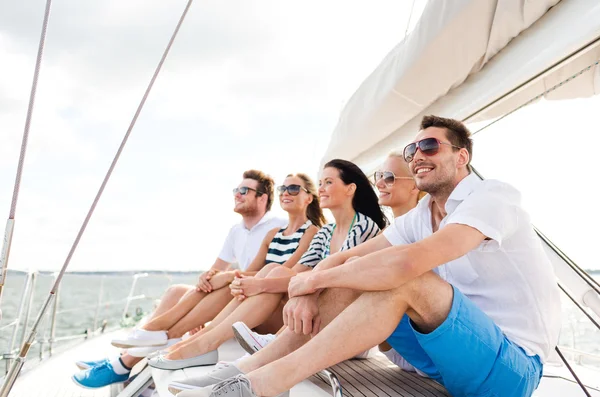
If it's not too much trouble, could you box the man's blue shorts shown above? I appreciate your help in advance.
[386,285,543,397]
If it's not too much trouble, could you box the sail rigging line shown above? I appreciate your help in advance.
[471,58,600,137]
[557,283,600,331]
[471,168,598,395]
[555,346,593,397]
[404,0,417,40]
[0,0,53,319]
[0,0,195,395]
[470,166,600,298]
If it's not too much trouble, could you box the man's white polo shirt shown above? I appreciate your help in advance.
[383,173,561,362]
[218,212,287,271]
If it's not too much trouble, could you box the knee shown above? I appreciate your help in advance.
[257,263,280,278]
[266,266,294,278]
[164,284,192,298]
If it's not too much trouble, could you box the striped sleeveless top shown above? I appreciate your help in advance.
[265,220,313,265]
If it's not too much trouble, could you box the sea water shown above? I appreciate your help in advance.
[0,271,598,368]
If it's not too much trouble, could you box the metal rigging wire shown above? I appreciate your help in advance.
[0,0,53,319]
[0,0,195,395]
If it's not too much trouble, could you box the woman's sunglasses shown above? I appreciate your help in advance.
[277,184,308,196]
[403,137,463,163]
[373,171,414,186]
[233,186,263,196]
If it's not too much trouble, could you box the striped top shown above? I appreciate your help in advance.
[299,212,380,268]
[265,220,313,265]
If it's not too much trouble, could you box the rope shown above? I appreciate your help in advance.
[404,0,417,40]
[555,346,592,397]
[0,0,53,317]
[9,0,53,219]
[557,283,600,331]
[0,1,194,395]
[472,59,600,136]
[50,0,194,292]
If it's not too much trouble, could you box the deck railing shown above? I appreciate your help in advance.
[0,272,164,374]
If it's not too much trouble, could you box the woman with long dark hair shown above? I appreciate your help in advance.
[153,160,386,372]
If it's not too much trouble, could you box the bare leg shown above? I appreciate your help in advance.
[192,263,281,335]
[147,284,194,320]
[121,353,142,368]
[143,289,207,331]
[166,266,294,359]
[254,300,285,334]
[167,287,235,338]
[237,286,360,374]
[247,271,453,396]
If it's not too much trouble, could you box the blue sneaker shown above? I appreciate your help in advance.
[75,358,109,370]
[72,362,129,388]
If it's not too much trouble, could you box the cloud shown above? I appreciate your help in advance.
[0,0,418,271]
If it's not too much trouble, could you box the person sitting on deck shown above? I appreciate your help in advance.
[172,115,562,397]
[227,152,429,370]
[149,159,387,372]
[72,169,288,388]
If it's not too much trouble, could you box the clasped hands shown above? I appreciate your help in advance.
[283,272,322,336]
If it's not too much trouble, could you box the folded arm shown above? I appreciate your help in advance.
[302,224,486,294]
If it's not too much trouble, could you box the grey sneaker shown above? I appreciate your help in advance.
[175,374,289,397]
[148,349,218,370]
[167,363,243,394]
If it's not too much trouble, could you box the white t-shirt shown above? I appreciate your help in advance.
[218,213,288,271]
[383,174,561,362]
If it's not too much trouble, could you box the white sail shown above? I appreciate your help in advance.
[322,0,600,170]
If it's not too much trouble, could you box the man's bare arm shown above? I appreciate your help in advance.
[305,224,486,293]
[313,233,392,271]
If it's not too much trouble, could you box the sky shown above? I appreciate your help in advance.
[1,0,598,274]
[0,0,428,272]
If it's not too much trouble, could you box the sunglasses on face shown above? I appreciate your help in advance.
[373,171,414,186]
[233,186,263,196]
[403,137,463,163]
[277,184,308,196]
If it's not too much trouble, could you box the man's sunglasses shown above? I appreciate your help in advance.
[277,184,308,196]
[403,137,463,163]
[373,171,414,186]
[233,186,264,196]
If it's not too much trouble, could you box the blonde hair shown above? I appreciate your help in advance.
[387,152,427,201]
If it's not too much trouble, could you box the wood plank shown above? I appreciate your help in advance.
[309,354,450,397]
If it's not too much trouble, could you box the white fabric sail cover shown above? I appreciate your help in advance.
[322,0,600,166]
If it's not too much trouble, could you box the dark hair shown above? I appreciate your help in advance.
[288,173,326,228]
[421,115,473,167]
[242,169,275,211]
[323,159,388,230]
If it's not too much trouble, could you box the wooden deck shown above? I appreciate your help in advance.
[4,330,600,397]
[311,355,449,397]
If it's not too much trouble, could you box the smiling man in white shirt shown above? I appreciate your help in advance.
[182,116,561,397]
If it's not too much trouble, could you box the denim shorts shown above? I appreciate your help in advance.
[386,285,543,397]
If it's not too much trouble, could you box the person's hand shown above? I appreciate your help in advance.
[208,271,234,291]
[197,269,218,293]
[288,272,318,298]
[283,293,321,336]
[229,274,263,301]
[189,326,203,336]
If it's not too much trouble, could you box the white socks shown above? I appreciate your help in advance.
[111,357,131,375]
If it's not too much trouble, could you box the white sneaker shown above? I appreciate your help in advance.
[215,353,250,370]
[111,329,168,349]
[231,322,275,355]
[127,338,181,357]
